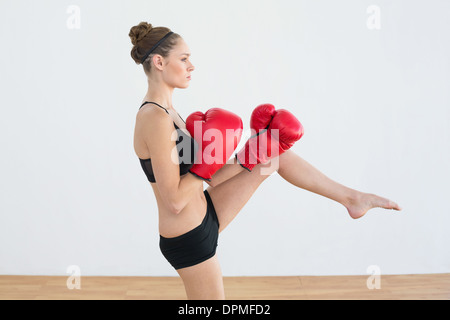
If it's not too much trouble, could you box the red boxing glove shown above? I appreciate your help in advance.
[236,104,304,171]
[186,108,243,181]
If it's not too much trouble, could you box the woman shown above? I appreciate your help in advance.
[130,22,402,300]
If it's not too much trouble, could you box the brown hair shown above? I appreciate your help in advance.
[129,22,181,75]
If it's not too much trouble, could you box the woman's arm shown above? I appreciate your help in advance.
[139,108,203,214]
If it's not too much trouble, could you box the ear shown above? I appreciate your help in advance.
[152,54,165,71]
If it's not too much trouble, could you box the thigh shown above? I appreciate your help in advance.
[177,255,225,300]
[209,161,245,187]
[207,161,277,233]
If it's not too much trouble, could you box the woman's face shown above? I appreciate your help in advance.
[160,38,195,89]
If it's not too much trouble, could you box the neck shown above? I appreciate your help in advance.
[144,76,174,110]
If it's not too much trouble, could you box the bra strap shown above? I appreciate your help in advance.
[139,101,169,114]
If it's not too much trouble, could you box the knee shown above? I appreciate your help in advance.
[274,150,294,176]
[252,149,293,177]
[279,149,294,165]
[256,157,280,177]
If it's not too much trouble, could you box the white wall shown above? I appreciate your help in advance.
[0,0,449,277]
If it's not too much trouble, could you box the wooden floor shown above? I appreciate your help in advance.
[0,274,449,300]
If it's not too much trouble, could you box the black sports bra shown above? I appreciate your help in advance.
[138,102,198,183]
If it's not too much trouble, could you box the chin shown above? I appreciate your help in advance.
[178,83,190,89]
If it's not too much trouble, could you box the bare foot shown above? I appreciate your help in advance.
[345,192,402,219]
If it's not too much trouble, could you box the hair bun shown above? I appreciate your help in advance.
[129,22,153,46]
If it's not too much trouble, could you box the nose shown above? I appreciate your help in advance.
[188,62,195,72]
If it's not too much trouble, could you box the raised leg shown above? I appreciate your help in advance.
[208,149,402,234]
[277,150,402,219]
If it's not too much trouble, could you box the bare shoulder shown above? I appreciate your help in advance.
[137,102,166,120]
[136,104,173,131]
[136,104,177,150]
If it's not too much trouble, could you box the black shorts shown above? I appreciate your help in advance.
[159,190,220,270]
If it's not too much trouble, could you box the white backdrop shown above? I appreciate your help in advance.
[0,0,449,277]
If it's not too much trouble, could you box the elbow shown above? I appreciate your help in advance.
[205,180,216,188]
[167,198,184,215]
[170,203,182,215]
[159,186,184,215]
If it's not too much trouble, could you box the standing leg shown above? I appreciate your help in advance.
[277,150,402,219]
[177,255,225,300]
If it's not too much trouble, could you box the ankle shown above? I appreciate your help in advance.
[342,189,362,208]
